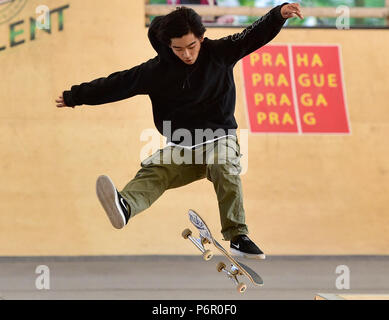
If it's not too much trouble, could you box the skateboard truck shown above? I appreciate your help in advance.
[217,262,247,293]
[182,228,213,261]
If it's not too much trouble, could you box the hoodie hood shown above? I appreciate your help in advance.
[148,15,205,89]
[148,16,180,64]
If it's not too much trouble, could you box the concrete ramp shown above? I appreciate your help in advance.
[315,293,389,300]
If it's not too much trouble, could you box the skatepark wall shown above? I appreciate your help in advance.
[1,0,388,256]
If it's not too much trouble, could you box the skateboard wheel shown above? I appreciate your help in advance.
[201,237,211,245]
[216,262,226,272]
[202,249,213,261]
[237,283,247,293]
[182,228,192,239]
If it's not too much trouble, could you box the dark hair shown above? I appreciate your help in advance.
[157,7,206,46]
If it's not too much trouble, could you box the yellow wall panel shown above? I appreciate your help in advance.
[1,0,388,255]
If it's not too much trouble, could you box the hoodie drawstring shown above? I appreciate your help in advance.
[182,76,191,89]
[182,64,200,90]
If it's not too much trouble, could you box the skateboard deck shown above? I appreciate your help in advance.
[182,209,263,292]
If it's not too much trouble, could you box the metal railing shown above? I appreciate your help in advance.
[145,1,389,26]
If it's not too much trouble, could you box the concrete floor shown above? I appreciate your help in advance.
[0,255,388,300]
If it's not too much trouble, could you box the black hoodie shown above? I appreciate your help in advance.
[63,4,288,146]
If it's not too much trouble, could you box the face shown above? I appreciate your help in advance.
[170,32,204,65]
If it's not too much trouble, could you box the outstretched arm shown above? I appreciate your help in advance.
[211,3,304,66]
[57,62,152,108]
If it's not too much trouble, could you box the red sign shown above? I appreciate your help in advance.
[241,44,350,134]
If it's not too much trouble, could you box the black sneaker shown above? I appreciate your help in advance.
[96,175,131,229]
[230,235,266,260]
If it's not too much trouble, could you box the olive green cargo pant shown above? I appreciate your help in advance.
[119,136,248,241]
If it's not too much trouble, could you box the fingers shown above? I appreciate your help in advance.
[290,3,304,19]
[290,11,303,19]
[286,3,304,20]
[294,10,304,20]
[55,95,73,108]
[56,96,64,108]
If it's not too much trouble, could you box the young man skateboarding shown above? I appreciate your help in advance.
[56,3,303,259]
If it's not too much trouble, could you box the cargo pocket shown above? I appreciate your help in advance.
[226,138,242,176]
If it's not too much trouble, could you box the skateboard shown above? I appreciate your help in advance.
[182,209,263,293]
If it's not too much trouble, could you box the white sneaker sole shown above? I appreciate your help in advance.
[230,248,266,260]
[96,175,127,229]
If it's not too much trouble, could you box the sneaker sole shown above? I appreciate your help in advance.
[230,248,266,260]
[96,175,126,229]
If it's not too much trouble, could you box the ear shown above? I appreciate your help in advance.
[199,36,204,43]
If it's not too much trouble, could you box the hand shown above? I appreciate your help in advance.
[56,95,73,108]
[281,3,304,20]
